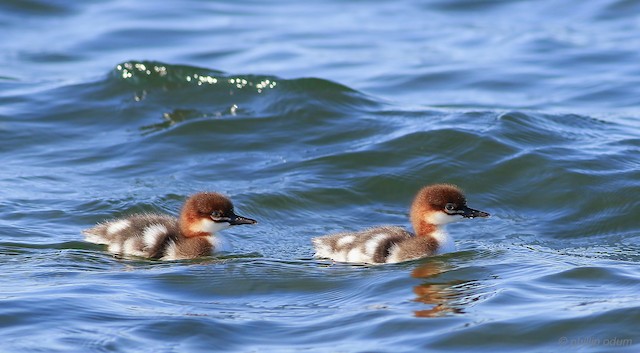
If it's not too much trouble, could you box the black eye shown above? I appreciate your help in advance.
[211,211,223,218]
[445,203,456,212]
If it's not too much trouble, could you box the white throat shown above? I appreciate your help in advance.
[191,218,231,235]
[426,212,464,225]
[424,212,459,254]
[430,229,456,254]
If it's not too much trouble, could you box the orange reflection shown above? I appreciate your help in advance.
[411,260,466,317]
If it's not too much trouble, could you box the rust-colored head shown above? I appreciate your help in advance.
[410,184,489,236]
[179,192,257,238]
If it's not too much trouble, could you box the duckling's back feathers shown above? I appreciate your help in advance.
[83,213,179,259]
[313,226,426,264]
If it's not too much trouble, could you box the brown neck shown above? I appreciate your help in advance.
[410,199,437,237]
[413,219,437,237]
[179,213,206,238]
[410,189,437,237]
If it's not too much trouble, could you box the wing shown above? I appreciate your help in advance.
[83,213,179,258]
[312,226,413,264]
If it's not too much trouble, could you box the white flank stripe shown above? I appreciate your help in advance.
[107,220,131,235]
[346,247,370,263]
[364,233,387,257]
[335,250,349,263]
[161,241,178,261]
[123,238,145,257]
[108,242,122,254]
[84,233,109,244]
[386,244,402,264]
[336,235,356,248]
[143,224,168,248]
[313,238,338,258]
[313,242,332,259]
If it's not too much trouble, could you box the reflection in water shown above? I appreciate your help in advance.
[410,260,467,318]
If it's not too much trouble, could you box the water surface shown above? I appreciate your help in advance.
[0,1,639,352]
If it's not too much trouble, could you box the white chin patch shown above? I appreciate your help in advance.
[426,212,464,225]
[193,219,231,235]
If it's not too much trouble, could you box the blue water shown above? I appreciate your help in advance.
[1,1,639,352]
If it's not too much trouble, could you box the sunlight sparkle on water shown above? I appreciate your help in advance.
[116,62,278,93]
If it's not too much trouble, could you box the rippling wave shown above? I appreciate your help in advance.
[1,1,639,352]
